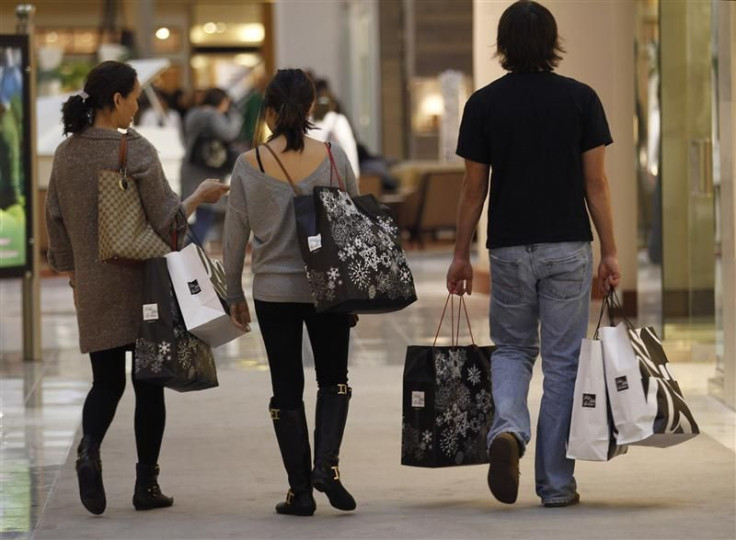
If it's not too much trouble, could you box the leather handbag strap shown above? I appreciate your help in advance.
[118,132,128,175]
[261,143,299,195]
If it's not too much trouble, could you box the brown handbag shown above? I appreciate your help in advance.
[98,133,172,265]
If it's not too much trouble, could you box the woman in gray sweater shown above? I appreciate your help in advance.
[224,69,359,517]
[46,61,227,515]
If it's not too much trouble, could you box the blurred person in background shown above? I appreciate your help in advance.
[46,60,228,516]
[181,87,242,245]
[307,78,360,177]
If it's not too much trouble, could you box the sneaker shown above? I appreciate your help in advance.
[487,432,520,504]
[543,492,580,508]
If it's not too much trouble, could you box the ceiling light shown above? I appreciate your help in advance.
[203,22,217,34]
[155,27,170,40]
[239,24,265,43]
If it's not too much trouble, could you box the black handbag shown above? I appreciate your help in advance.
[189,136,238,174]
[402,295,494,467]
[134,257,219,392]
[261,142,417,314]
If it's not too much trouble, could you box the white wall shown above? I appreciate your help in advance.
[472,0,638,298]
[274,0,348,105]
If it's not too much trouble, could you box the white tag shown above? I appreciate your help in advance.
[143,303,159,321]
[307,234,322,252]
[411,391,425,408]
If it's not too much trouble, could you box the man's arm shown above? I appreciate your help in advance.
[583,145,621,294]
[446,159,491,295]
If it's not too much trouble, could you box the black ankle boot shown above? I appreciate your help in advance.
[270,399,316,516]
[133,463,174,510]
[311,385,356,511]
[76,435,106,515]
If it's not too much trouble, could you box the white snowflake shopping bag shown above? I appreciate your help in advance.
[401,295,495,467]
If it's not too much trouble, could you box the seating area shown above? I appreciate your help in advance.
[360,164,465,247]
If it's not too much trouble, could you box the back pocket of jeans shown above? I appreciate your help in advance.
[539,250,588,300]
[490,255,521,305]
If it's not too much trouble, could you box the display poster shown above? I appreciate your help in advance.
[0,35,32,277]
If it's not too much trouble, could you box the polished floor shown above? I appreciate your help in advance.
[0,250,734,539]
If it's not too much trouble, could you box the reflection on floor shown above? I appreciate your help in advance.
[0,251,734,538]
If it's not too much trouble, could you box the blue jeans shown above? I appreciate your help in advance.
[189,206,216,245]
[487,242,592,504]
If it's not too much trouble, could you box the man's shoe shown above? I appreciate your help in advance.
[544,492,580,508]
[487,432,520,504]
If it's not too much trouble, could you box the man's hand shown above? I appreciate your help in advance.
[230,300,251,332]
[447,257,474,296]
[598,255,621,296]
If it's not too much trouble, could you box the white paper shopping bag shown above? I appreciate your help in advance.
[600,323,657,445]
[568,339,615,460]
[166,244,244,347]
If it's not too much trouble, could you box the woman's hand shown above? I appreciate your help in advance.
[196,179,230,203]
[230,300,251,332]
[184,179,230,217]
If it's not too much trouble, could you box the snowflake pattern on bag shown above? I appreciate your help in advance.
[305,189,415,309]
[402,346,494,467]
[135,285,217,390]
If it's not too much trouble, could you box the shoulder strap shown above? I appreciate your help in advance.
[118,132,128,175]
[324,142,346,192]
[262,143,299,195]
[255,145,265,172]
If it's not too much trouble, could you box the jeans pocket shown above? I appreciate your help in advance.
[490,254,522,305]
[538,248,589,300]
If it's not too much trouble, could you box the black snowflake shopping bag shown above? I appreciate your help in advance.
[293,144,417,314]
[402,295,495,467]
[135,257,219,392]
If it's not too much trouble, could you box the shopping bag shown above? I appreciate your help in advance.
[600,292,699,447]
[135,258,219,392]
[402,295,494,467]
[260,142,417,314]
[567,303,628,461]
[165,243,244,347]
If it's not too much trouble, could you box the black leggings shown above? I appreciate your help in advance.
[254,300,351,410]
[82,345,165,465]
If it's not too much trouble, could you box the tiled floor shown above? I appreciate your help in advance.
[0,250,733,538]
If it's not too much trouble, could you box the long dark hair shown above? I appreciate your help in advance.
[496,1,564,73]
[61,61,137,135]
[260,69,315,152]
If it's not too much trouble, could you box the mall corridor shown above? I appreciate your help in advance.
[1,252,734,540]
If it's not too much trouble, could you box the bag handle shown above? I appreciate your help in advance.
[118,132,128,176]
[592,289,634,340]
[324,142,346,192]
[433,294,476,347]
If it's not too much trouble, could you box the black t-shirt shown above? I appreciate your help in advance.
[456,72,613,249]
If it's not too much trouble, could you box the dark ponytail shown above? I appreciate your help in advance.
[61,61,137,135]
[262,69,315,152]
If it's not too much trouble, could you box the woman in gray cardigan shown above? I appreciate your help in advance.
[180,87,242,244]
[46,61,228,516]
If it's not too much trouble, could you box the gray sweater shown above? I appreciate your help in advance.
[224,142,359,304]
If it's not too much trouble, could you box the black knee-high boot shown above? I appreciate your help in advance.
[311,385,356,511]
[270,399,316,516]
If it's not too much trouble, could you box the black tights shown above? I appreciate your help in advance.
[82,345,165,465]
[254,300,351,410]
